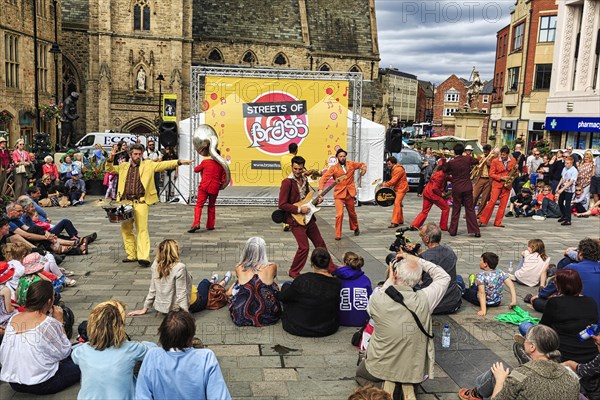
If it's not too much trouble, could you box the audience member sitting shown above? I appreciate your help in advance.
[42,155,59,182]
[519,270,598,366]
[3,242,29,297]
[563,332,600,400]
[229,237,281,327]
[529,238,600,316]
[571,185,589,214]
[26,187,52,221]
[135,309,231,400]
[38,174,61,205]
[64,174,86,206]
[279,248,341,337]
[577,199,600,218]
[59,155,80,181]
[129,239,207,316]
[462,252,517,316]
[531,185,561,220]
[0,261,17,339]
[505,187,534,217]
[414,223,463,314]
[458,324,579,400]
[348,384,392,400]
[0,280,80,394]
[509,239,550,287]
[355,251,449,399]
[72,300,154,400]
[334,252,372,327]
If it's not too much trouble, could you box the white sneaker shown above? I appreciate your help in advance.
[59,268,75,277]
[223,271,232,285]
[72,200,79,206]
[210,274,219,283]
[65,278,77,287]
[532,215,546,221]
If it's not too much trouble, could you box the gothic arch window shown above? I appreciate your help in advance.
[62,57,80,103]
[207,48,224,62]
[133,0,151,31]
[319,63,331,72]
[242,50,257,64]
[273,53,288,66]
[0,110,14,131]
[349,65,362,73]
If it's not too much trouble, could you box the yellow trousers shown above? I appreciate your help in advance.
[121,203,150,262]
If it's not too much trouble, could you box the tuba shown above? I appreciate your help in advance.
[192,125,231,190]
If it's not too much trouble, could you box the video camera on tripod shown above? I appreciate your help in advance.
[389,226,421,255]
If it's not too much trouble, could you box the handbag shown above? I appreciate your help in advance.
[206,283,228,310]
[16,164,27,174]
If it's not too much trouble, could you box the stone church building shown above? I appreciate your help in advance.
[59,0,381,138]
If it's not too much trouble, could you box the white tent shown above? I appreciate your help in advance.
[175,112,385,204]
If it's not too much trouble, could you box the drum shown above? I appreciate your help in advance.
[103,205,134,223]
[375,186,396,207]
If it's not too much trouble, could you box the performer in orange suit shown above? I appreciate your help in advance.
[382,156,409,228]
[478,146,516,227]
[188,155,226,233]
[319,148,366,240]
[410,160,450,230]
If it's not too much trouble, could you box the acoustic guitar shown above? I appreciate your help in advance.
[292,175,347,226]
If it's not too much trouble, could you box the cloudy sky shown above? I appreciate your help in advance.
[375,1,516,84]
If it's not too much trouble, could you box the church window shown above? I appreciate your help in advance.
[134,0,151,31]
[274,53,287,66]
[242,51,256,64]
[349,65,362,73]
[208,49,223,62]
[319,63,331,71]
[5,33,19,88]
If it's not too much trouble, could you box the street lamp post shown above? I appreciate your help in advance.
[156,72,165,133]
[371,104,376,121]
[33,0,40,134]
[50,0,61,145]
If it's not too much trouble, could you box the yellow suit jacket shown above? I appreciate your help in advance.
[106,159,179,205]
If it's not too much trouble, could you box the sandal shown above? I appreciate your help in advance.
[79,238,89,255]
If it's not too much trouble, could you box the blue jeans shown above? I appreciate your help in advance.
[474,369,497,400]
[49,219,78,238]
[10,356,80,395]
[518,321,535,336]
[189,279,211,313]
[456,275,466,294]
[462,285,501,308]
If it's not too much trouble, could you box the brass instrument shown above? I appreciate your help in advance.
[503,154,525,188]
[470,150,496,181]
[303,169,323,181]
[192,125,231,190]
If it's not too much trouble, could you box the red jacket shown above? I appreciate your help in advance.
[194,158,226,195]
[423,169,447,200]
[489,156,517,189]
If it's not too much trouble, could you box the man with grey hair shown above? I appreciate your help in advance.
[356,250,450,397]
[416,223,463,314]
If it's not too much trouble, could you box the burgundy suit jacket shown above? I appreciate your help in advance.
[445,155,478,193]
[279,177,312,225]
[194,159,225,195]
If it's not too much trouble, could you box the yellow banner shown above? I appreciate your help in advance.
[162,94,177,122]
[204,76,349,186]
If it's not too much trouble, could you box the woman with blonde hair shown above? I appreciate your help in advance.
[72,300,153,399]
[229,237,281,327]
[12,138,32,197]
[577,150,595,199]
[128,239,221,316]
[509,238,550,287]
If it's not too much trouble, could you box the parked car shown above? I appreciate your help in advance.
[385,148,422,190]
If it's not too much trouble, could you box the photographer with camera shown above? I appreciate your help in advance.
[355,249,449,398]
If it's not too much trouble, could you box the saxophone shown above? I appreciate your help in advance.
[503,154,524,188]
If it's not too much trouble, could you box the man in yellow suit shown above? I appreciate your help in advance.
[106,143,192,267]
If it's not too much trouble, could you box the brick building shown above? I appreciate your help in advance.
[57,0,381,138]
[0,0,62,145]
[432,74,468,137]
[490,0,558,149]
[416,80,434,124]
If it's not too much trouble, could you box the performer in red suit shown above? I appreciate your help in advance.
[188,155,226,233]
[479,146,516,228]
[444,143,480,237]
[279,156,335,278]
[410,160,450,231]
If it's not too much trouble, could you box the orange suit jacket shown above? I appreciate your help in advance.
[319,161,366,199]
[489,156,516,189]
[383,164,409,193]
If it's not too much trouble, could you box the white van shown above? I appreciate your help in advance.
[75,132,157,154]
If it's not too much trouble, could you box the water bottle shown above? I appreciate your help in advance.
[442,323,451,349]
[508,261,514,274]
[578,324,600,341]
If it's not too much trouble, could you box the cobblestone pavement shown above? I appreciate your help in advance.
[1,193,598,399]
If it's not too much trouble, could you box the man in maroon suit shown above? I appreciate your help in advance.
[444,143,480,237]
[279,156,335,278]
[188,155,226,233]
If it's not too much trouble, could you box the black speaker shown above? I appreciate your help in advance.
[159,121,178,147]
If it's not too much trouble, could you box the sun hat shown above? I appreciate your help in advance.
[465,145,474,151]
[23,252,46,275]
[0,261,15,284]
[0,137,7,143]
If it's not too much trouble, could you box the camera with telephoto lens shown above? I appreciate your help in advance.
[389,226,421,255]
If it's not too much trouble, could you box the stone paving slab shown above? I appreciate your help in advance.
[1,193,598,399]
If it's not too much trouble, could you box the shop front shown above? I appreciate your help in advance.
[501,120,517,144]
[545,116,600,150]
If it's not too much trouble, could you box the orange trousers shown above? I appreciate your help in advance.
[334,197,358,238]
[391,191,407,224]
[479,185,511,226]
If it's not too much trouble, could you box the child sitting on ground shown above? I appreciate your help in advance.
[509,239,551,287]
[506,187,534,217]
[0,262,17,338]
[571,185,589,214]
[576,199,600,218]
[334,252,372,327]
[3,243,29,299]
[462,252,517,316]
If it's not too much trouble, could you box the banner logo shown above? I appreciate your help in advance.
[243,91,309,156]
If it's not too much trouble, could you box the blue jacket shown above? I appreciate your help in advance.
[334,266,373,327]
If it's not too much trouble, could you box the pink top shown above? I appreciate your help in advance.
[42,163,59,180]
[12,149,30,164]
